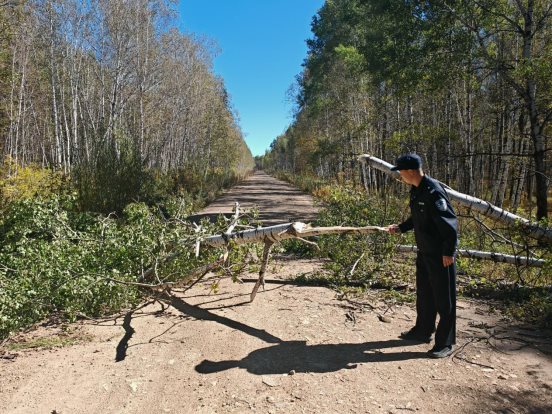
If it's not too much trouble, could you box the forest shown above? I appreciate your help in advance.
[261,0,551,222]
[259,0,551,325]
[1,0,551,338]
[1,0,254,212]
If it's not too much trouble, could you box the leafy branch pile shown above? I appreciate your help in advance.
[0,196,254,340]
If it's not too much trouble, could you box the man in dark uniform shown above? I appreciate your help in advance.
[386,153,458,358]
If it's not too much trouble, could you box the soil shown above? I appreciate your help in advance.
[1,172,551,414]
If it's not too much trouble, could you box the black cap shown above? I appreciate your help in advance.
[391,153,422,171]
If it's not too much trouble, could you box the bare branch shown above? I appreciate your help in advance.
[250,241,274,302]
[348,252,366,279]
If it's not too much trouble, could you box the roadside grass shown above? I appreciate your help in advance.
[6,333,93,351]
[4,322,94,351]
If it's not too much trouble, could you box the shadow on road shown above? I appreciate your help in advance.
[161,294,428,375]
[165,294,282,344]
[115,310,135,362]
[195,339,428,375]
[114,300,169,362]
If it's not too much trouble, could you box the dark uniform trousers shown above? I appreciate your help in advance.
[398,175,459,349]
[415,253,456,347]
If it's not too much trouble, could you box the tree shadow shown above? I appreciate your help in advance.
[463,385,552,413]
[182,284,284,310]
[115,310,135,362]
[114,300,169,362]
[195,339,428,375]
[112,286,286,362]
[164,294,282,344]
[162,294,427,375]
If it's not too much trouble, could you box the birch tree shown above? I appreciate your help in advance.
[1,0,254,211]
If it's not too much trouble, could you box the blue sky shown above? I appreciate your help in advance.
[177,1,324,156]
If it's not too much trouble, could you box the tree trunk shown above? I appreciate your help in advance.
[396,245,545,267]
[521,0,548,220]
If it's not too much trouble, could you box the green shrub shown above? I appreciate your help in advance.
[0,156,67,209]
[504,289,552,328]
[0,195,225,339]
[274,178,410,286]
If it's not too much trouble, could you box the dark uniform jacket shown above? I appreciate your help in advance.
[398,175,458,257]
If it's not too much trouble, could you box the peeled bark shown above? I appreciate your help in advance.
[202,222,387,248]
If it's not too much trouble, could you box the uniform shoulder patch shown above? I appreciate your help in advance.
[435,198,447,212]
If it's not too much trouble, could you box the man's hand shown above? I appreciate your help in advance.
[386,224,400,234]
[442,256,455,267]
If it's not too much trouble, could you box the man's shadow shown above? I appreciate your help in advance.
[162,294,428,375]
[195,339,427,375]
[195,339,428,375]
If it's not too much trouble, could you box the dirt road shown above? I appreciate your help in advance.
[194,171,319,225]
[1,173,551,414]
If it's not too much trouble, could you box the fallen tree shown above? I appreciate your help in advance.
[139,212,547,302]
[202,221,386,301]
[202,221,386,247]
[358,154,552,244]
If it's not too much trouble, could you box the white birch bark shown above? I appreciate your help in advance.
[202,222,387,248]
[48,7,62,169]
[358,154,552,243]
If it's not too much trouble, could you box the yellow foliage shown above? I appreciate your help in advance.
[212,166,225,175]
[0,156,66,205]
[312,185,333,200]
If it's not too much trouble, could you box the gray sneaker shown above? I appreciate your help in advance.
[428,345,453,358]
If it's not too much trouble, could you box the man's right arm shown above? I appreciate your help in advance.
[387,217,413,234]
[398,217,413,233]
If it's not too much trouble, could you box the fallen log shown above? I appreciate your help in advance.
[202,222,386,301]
[141,218,548,302]
[359,154,552,244]
[395,245,546,267]
[202,222,387,248]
